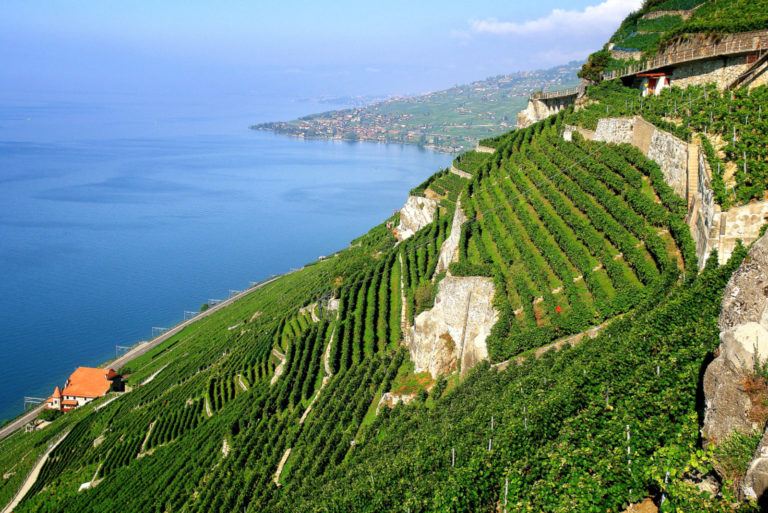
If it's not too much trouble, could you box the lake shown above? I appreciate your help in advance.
[0,92,452,422]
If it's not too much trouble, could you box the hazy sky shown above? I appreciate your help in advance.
[1,0,643,99]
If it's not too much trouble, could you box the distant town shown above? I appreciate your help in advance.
[253,62,582,153]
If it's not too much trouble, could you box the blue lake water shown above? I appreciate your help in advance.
[0,92,451,422]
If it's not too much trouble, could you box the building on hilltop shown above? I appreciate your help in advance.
[46,367,119,412]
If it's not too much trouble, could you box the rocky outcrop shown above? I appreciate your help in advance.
[435,199,466,275]
[743,430,768,501]
[396,195,439,241]
[375,392,417,414]
[406,276,498,378]
[703,234,768,501]
[517,96,574,129]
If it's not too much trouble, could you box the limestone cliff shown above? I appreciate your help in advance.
[396,195,439,242]
[406,276,498,378]
[703,234,768,501]
[435,198,466,276]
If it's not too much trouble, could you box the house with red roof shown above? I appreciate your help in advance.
[46,367,119,412]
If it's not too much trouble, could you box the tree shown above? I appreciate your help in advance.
[578,49,611,82]
[200,303,210,312]
[38,409,62,422]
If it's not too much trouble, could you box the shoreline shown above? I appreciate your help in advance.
[0,272,290,441]
[250,126,465,155]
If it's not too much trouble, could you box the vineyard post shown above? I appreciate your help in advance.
[733,126,736,146]
[626,425,631,471]
[491,415,494,431]
[452,447,455,467]
[504,478,509,513]
[488,438,492,452]
[660,470,670,506]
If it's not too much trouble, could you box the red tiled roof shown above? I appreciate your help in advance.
[61,400,78,406]
[61,367,114,399]
[52,386,62,399]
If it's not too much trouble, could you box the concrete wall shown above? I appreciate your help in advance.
[647,128,688,197]
[630,116,656,154]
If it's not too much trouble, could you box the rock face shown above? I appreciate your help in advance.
[703,234,768,500]
[396,195,439,242]
[406,276,498,378]
[435,199,466,275]
[743,430,768,501]
[375,392,417,414]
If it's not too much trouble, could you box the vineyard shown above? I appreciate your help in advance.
[2,5,767,508]
[569,81,768,205]
[473,114,694,360]
[0,103,723,511]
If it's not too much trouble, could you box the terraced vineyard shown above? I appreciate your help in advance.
[4,43,768,513]
[470,115,694,360]
[572,81,768,205]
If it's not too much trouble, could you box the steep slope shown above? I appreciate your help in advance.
[2,1,768,512]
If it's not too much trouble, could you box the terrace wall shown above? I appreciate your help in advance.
[592,115,688,197]
[670,54,754,89]
[568,115,768,267]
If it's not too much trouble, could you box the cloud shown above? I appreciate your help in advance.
[365,67,381,73]
[469,0,643,37]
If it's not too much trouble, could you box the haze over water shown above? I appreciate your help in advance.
[0,91,451,422]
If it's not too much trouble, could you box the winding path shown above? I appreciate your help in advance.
[1,430,70,513]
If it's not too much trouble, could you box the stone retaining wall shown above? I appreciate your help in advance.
[670,54,756,90]
[562,125,595,142]
[610,49,642,61]
[566,115,768,267]
[592,116,688,197]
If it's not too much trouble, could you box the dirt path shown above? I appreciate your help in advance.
[141,364,168,386]
[323,323,337,377]
[399,253,408,340]
[492,319,613,372]
[237,375,248,391]
[137,422,156,456]
[270,349,287,386]
[273,448,292,486]
[2,430,70,513]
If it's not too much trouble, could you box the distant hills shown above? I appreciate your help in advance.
[252,61,582,153]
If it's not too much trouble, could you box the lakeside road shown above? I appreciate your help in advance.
[0,273,288,442]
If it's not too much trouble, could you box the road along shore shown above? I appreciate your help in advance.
[0,272,289,442]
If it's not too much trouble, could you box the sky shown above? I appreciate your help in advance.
[1,0,643,101]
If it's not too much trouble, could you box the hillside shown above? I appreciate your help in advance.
[252,62,581,153]
[3,1,768,512]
